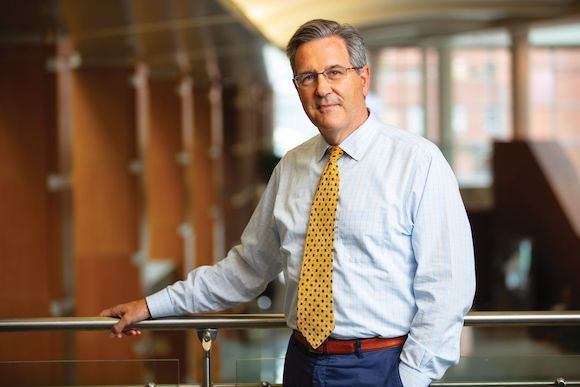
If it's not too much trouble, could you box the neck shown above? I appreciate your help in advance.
[321,109,369,146]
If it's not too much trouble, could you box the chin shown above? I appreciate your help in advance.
[312,113,343,128]
[315,120,344,133]
[317,124,346,141]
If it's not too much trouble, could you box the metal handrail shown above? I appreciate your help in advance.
[0,384,572,387]
[2,311,579,387]
[0,314,287,332]
[1,311,580,332]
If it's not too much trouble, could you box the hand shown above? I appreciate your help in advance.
[99,298,151,338]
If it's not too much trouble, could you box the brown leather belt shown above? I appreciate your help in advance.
[293,330,406,354]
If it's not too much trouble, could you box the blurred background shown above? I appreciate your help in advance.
[0,0,579,385]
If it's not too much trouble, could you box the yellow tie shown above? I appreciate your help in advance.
[297,146,344,348]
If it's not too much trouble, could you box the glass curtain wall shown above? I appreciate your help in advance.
[529,23,580,173]
[375,35,512,188]
[272,23,580,184]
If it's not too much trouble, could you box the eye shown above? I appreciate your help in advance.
[325,67,347,79]
[302,73,317,83]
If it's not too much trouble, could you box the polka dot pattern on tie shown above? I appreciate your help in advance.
[297,146,344,349]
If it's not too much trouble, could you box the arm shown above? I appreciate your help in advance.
[102,164,283,334]
[146,166,282,317]
[399,149,476,387]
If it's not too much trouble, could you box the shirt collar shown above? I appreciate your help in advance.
[315,110,380,162]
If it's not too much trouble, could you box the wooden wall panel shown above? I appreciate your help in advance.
[72,69,139,259]
[222,85,256,249]
[185,85,220,383]
[192,86,216,269]
[0,45,57,317]
[71,67,142,382]
[0,44,275,386]
[221,85,275,252]
[147,78,188,383]
[148,79,185,267]
[0,43,66,385]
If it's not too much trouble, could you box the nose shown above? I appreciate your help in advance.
[314,73,332,96]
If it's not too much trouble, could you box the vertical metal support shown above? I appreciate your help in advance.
[54,38,77,387]
[208,82,225,263]
[437,38,453,165]
[421,45,430,141]
[197,328,218,387]
[510,25,530,140]
[132,62,150,285]
[179,75,196,275]
[196,0,226,265]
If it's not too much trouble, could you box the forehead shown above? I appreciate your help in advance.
[294,36,350,72]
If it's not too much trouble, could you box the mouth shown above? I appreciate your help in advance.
[317,103,339,112]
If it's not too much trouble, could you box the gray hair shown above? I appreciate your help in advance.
[286,19,368,74]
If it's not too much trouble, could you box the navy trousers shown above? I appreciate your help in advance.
[283,335,404,387]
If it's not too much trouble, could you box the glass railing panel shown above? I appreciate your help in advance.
[442,326,580,384]
[216,327,289,384]
[441,355,580,384]
[462,325,580,355]
[236,357,285,385]
[0,359,179,386]
[232,355,580,387]
[226,326,580,386]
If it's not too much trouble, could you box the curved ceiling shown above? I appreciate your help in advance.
[1,0,579,83]
[225,0,580,49]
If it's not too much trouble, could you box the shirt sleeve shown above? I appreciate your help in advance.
[399,147,476,387]
[146,165,283,318]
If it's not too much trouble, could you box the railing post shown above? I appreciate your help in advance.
[197,328,218,387]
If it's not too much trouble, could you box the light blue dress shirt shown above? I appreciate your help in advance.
[147,112,476,387]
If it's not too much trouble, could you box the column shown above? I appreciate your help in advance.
[510,26,530,140]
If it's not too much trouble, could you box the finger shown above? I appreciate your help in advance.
[111,316,130,336]
[99,308,114,317]
[100,305,124,318]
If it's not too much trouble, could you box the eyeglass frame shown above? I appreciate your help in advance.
[292,65,364,88]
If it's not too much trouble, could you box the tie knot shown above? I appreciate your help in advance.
[328,146,344,164]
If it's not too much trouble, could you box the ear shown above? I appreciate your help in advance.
[359,65,371,97]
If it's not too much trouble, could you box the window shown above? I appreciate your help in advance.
[263,44,318,158]
[452,47,512,187]
[529,23,580,173]
[375,48,425,136]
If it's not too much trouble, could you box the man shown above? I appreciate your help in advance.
[101,19,475,387]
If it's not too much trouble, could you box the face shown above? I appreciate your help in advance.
[293,36,370,145]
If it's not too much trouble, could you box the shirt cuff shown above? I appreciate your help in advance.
[145,288,176,318]
[399,362,432,387]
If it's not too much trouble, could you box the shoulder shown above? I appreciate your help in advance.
[373,120,444,165]
[278,134,320,168]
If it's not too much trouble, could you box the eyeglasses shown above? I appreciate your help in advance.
[292,65,363,88]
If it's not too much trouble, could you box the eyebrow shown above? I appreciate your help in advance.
[296,64,344,75]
